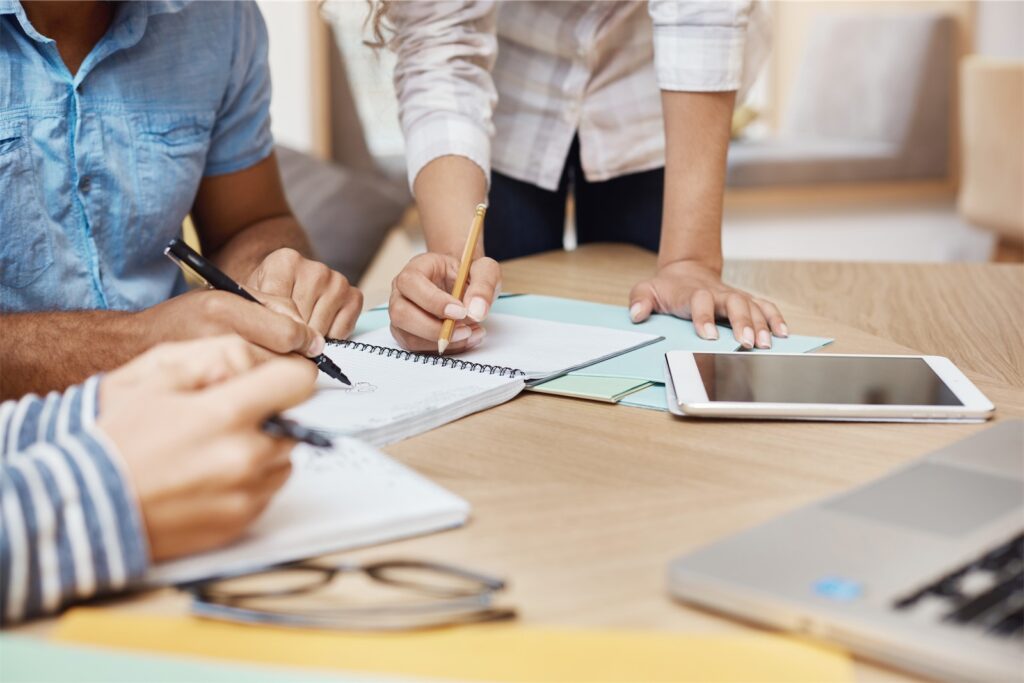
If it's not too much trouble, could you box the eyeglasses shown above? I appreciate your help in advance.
[181,558,517,631]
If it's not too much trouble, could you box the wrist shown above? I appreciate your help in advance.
[657,253,723,274]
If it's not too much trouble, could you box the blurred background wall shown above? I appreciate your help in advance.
[255,0,1024,304]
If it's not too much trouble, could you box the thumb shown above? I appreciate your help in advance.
[201,356,318,425]
[628,281,657,323]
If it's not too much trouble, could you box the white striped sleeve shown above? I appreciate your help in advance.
[389,0,498,193]
[648,0,754,92]
[0,380,148,625]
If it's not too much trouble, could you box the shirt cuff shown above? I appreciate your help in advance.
[653,24,747,92]
[203,142,274,178]
[403,111,492,195]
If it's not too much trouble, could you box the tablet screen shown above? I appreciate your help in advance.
[693,354,963,406]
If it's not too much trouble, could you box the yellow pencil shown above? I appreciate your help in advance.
[438,203,488,355]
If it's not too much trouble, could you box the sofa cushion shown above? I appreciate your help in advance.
[276,145,410,283]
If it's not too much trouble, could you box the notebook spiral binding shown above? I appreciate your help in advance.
[327,339,526,378]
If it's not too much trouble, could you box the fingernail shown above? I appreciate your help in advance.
[703,322,719,340]
[466,327,487,349]
[444,303,468,320]
[468,297,488,322]
[307,334,325,356]
[778,323,789,338]
[629,303,644,323]
[451,326,472,343]
[742,326,755,349]
[757,330,772,349]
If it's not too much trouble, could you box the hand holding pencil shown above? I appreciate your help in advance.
[388,203,500,355]
[438,204,488,354]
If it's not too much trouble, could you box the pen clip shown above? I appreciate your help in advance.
[164,244,212,288]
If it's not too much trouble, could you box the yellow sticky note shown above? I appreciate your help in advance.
[54,609,852,683]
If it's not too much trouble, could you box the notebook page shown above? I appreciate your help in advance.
[149,439,469,585]
[285,342,521,444]
[353,314,660,380]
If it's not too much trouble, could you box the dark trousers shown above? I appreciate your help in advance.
[484,137,664,261]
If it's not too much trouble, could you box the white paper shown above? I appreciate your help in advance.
[287,344,521,444]
[353,313,659,380]
[149,439,470,585]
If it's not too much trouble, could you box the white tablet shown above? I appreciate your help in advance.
[664,352,995,422]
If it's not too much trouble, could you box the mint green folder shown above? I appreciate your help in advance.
[354,294,833,411]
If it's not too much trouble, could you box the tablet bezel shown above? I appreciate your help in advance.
[665,352,995,420]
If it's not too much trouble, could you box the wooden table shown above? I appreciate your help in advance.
[27,245,1024,681]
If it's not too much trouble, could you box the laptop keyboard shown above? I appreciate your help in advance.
[893,532,1024,640]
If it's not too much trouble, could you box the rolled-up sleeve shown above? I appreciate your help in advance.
[648,0,756,92]
[389,0,499,192]
[0,379,149,625]
[204,0,274,177]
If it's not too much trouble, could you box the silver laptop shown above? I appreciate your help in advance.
[669,421,1024,682]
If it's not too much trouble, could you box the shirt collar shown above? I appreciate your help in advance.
[0,1,192,30]
[1,1,192,49]
[0,0,191,14]
[135,1,192,18]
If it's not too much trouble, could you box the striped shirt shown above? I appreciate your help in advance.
[0,377,148,625]
[390,0,771,192]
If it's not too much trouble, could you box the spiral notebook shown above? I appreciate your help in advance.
[286,314,660,446]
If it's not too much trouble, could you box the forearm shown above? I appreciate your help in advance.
[206,215,313,282]
[0,312,142,400]
[414,156,489,257]
[658,90,736,272]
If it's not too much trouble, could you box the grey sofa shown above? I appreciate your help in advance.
[276,145,409,284]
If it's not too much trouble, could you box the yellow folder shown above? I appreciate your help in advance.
[53,609,852,683]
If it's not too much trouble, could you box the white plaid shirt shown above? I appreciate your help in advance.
[390,0,770,192]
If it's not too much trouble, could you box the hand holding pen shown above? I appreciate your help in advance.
[97,336,326,563]
[164,239,352,386]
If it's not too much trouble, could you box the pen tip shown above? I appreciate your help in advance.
[437,339,449,355]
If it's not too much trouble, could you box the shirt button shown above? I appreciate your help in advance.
[79,176,91,193]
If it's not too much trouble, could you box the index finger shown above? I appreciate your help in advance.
[463,257,501,322]
[119,336,265,392]
[215,297,324,357]
[394,267,467,322]
[202,356,318,425]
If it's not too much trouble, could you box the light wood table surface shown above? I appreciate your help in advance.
[27,245,1024,681]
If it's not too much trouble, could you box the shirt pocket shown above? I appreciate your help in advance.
[0,118,54,290]
[132,111,214,257]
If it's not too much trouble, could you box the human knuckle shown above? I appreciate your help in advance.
[395,269,416,291]
[272,247,302,265]
[726,292,747,307]
[330,270,349,289]
[304,261,331,285]
[199,291,229,316]
[285,322,308,349]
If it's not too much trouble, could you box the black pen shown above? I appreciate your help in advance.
[163,238,352,386]
[262,416,333,449]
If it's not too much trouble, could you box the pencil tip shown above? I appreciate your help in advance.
[437,339,449,355]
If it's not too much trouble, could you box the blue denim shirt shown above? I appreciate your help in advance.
[0,0,273,312]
